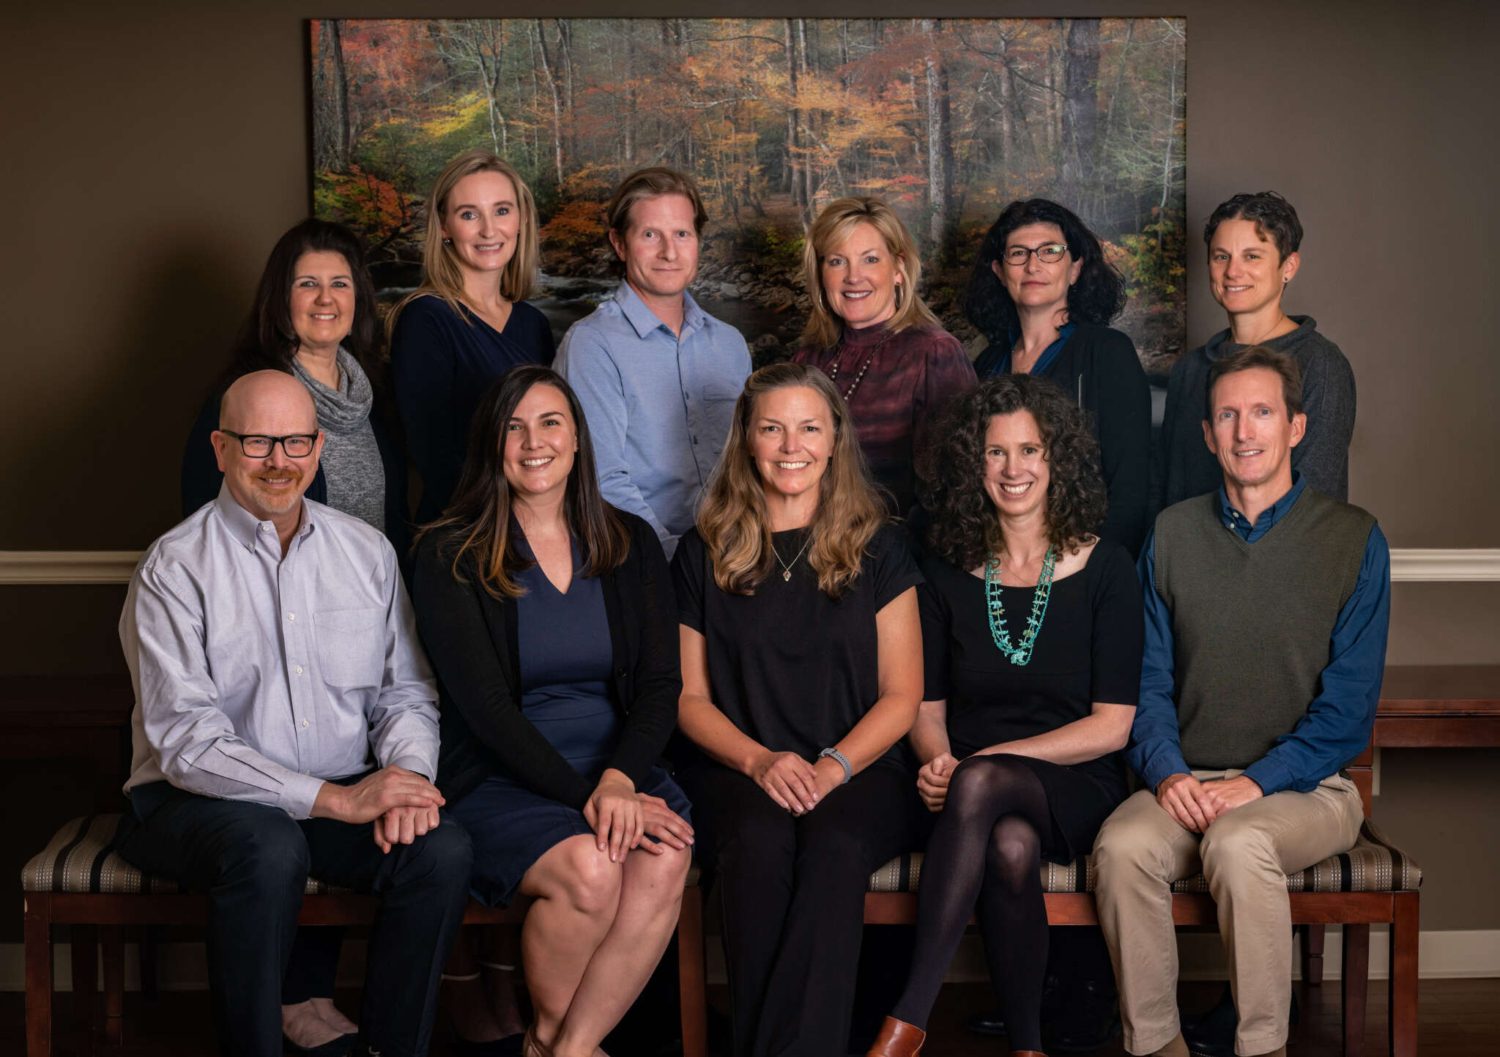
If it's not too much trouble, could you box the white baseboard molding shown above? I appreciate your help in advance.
[2,549,1498,586]
[3,929,1497,992]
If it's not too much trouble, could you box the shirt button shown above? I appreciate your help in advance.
[287,612,296,622]
[294,665,304,675]
[300,719,309,729]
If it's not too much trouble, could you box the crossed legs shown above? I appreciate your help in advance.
[890,755,1052,1051]
[518,833,691,1057]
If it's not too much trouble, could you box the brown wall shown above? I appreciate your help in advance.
[2,1,1498,938]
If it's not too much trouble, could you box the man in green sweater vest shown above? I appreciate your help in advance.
[1094,346,1390,1057]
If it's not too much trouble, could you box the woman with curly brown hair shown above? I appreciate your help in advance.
[673,361,923,1057]
[868,375,1144,1057]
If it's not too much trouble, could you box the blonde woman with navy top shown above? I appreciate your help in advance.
[391,149,555,522]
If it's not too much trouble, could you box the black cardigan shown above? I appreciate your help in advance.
[976,323,1152,555]
[411,511,681,808]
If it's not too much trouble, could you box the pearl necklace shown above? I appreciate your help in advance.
[826,348,877,401]
[984,548,1056,666]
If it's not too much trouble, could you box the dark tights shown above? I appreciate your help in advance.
[892,755,1051,1052]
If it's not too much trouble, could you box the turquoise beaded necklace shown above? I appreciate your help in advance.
[983,548,1057,666]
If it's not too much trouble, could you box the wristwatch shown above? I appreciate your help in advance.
[818,747,852,785]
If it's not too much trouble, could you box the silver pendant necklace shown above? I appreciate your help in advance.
[771,532,813,582]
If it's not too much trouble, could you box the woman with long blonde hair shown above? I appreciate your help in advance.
[672,361,924,1057]
[793,196,975,514]
[390,149,554,521]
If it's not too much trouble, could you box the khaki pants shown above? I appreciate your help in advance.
[1093,770,1363,1056]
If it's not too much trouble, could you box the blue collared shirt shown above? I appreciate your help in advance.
[121,486,441,819]
[1130,475,1391,795]
[555,283,751,557]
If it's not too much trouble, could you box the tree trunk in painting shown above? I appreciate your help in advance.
[623,22,636,166]
[921,19,955,248]
[313,20,350,172]
[784,19,805,216]
[1061,19,1101,212]
[534,19,565,187]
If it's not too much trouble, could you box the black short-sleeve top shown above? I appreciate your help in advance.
[918,539,1143,798]
[672,523,922,770]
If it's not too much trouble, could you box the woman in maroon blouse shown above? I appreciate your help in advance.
[793,197,976,514]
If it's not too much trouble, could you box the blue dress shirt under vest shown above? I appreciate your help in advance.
[1130,475,1391,796]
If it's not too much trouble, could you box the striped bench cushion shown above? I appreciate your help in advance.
[23,814,703,896]
[866,820,1421,895]
[22,815,346,896]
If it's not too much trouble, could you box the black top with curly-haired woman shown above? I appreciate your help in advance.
[965,198,1151,555]
[866,374,1143,1057]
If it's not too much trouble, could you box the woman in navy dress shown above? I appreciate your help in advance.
[391,149,556,522]
[867,375,1143,1057]
[412,365,691,1057]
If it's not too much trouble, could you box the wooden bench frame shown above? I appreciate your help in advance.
[674,750,1419,1057]
[23,888,709,1057]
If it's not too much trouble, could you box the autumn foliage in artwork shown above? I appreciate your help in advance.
[311,17,1186,363]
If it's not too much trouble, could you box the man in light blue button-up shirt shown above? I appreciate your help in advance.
[116,371,470,1057]
[555,167,751,557]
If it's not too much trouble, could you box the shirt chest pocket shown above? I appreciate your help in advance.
[314,607,385,689]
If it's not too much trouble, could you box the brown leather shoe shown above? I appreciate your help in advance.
[866,1016,926,1056]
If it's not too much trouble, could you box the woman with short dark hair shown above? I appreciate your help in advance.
[674,361,924,1057]
[965,198,1151,554]
[867,375,1143,1057]
[1158,190,1355,508]
[411,365,691,1057]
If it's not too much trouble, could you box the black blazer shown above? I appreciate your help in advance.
[411,511,681,808]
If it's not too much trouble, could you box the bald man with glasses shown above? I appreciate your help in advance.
[117,370,472,1057]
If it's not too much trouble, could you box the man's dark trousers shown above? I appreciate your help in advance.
[116,782,473,1057]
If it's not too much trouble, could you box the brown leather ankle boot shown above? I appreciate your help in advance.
[866,1016,925,1056]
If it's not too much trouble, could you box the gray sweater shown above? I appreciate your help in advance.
[1158,316,1355,508]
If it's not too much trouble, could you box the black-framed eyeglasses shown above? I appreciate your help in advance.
[1002,242,1069,265]
[220,430,318,458]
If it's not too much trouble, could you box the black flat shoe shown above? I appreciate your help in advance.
[283,1032,357,1057]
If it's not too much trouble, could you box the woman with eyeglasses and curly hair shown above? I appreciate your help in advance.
[867,374,1143,1057]
[965,198,1151,555]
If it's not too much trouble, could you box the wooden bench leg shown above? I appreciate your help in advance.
[25,894,54,1057]
[1301,923,1326,985]
[71,925,97,1051]
[1388,894,1419,1057]
[1340,924,1369,1057]
[102,927,125,1046]
[676,885,708,1057]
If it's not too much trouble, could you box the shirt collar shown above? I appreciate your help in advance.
[1218,472,1307,539]
[213,480,315,552]
[614,281,706,340]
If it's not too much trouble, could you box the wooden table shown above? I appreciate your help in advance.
[1375,665,1500,748]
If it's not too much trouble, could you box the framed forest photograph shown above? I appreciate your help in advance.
[311,17,1186,369]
